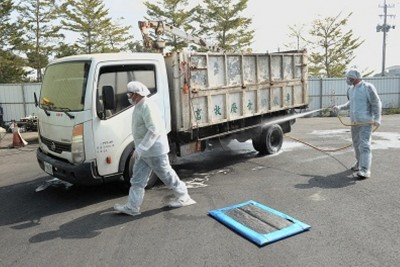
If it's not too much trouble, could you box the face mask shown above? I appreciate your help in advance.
[346,77,353,86]
[128,98,135,105]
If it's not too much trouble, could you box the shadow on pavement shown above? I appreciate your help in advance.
[28,206,171,243]
[295,169,357,189]
[0,177,127,227]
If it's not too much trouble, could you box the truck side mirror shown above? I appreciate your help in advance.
[102,85,115,110]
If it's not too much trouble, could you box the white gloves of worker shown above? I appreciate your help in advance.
[134,147,144,159]
[373,121,381,127]
[332,106,340,114]
[133,130,159,159]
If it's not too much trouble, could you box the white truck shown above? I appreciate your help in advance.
[35,22,309,188]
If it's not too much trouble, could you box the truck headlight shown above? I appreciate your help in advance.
[72,123,85,164]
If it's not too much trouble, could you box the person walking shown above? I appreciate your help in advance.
[333,69,382,179]
[114,81,195,216]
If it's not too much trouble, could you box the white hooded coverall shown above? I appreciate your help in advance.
[337,80,382,172]
[127,96,188,212]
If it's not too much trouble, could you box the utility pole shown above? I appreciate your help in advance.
[376,0,396,76]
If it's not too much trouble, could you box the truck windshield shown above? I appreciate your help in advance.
[40,61,90,111]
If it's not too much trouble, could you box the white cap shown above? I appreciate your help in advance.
[346,69,362,79]
[127,81,150,96]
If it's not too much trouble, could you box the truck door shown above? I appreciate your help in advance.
[93,63,160,176]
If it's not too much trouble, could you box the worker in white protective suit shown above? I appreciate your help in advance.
[114,81,196,216]
[333,69,382,179]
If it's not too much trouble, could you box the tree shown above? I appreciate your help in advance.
[197,0,254,52]
[59,0,133,54]
[127,41,154,53]
[0,0,17,50]
[285,24,307,51]
[144,0,200,52]
[54,43,79,58]
[0,51,27,83]
[0,0,26,83]
[16,0,64,82]
[307,13,364,77]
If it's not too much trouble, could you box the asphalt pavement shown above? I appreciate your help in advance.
[1,115,399,266]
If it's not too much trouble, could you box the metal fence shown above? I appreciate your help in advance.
[0,83,41,125]
[0,76,399,123]
[308,76,400,115]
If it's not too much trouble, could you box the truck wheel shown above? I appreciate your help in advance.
[123,154,159,189]
[252,124,283,155]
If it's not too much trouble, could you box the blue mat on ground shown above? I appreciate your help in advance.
[208,200,311,246]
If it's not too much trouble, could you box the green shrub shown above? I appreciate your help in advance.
[383,108,400,115]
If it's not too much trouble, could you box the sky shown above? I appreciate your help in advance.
[103,0,400,75]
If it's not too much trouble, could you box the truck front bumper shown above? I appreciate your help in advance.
[36,148,104,186]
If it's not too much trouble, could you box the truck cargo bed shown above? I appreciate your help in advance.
[166,50,308,135]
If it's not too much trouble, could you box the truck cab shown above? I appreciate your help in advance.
[36,53,170,185]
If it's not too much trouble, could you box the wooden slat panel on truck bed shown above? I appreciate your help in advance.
[166,51,308,132]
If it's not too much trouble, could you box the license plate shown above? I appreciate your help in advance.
[44,161,53,175]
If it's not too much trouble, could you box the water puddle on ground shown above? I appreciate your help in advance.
[371,132,400,149]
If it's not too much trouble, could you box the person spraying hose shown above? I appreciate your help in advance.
[333,69,382,179]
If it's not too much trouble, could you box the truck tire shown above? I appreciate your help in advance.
[123,154,159,189]
[252,124,283,155]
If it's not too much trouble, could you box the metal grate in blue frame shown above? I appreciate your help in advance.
[209,200,311,246]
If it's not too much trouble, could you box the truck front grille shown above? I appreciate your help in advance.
[40,135,71,153]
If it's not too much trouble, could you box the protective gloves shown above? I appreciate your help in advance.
[133,129,159,159]
[134,146,144,159]
[332,106,340,114]
[373,121,381,127]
